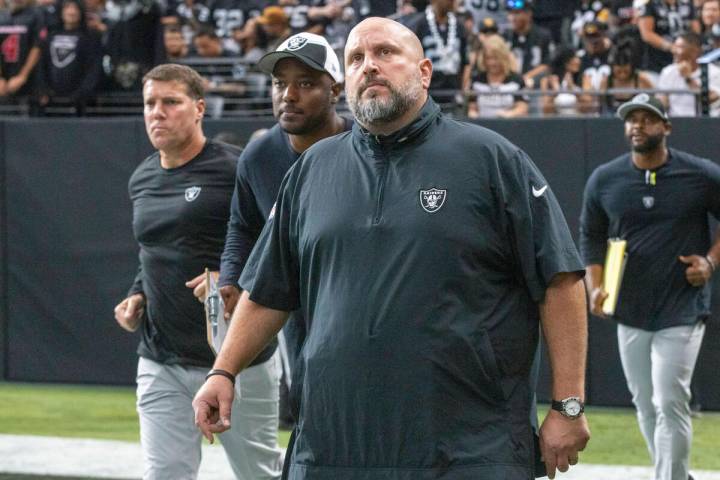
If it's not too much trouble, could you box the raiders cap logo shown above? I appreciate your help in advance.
[286,36,308,51]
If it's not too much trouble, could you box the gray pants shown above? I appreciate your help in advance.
[618,322,705,480]
[136,355,283,480]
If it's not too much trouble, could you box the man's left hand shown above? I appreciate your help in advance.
[679,255,712,286]
[539,410,590,479]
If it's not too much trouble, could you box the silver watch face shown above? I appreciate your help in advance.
[564,399,582,416]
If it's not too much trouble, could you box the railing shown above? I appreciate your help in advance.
[0,53,717,118]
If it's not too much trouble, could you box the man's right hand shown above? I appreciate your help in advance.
[589,287,608,318]
[193,374,235,443]
[114,293,145,332]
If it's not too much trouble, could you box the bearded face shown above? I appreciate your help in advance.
[347,70,423,128]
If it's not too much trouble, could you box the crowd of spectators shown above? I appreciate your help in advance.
[1,0,719,116]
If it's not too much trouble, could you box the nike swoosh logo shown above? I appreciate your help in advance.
[532,185,548,197]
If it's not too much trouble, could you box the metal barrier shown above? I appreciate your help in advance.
[0,58,716,119]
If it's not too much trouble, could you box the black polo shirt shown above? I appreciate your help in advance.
[241,100,583,479]
[580,149,720,331]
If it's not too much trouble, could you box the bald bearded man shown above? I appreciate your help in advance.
[194,17,590,480]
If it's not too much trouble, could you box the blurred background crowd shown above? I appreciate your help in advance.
[1,0,719,117]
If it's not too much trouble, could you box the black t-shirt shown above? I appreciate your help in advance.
[0,6,44,86]
[41,28,102,99]
[638,0,696,72]
[505,25,552,75]
[579,47,611,89]
[404,9,468,91]
[201,0,267,38]
[240,100,583,478]
[610,0,635,26]
[580,149,720,331]
[128,140,241,368]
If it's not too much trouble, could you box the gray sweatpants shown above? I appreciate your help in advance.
[136,354,283,480]
[618,322,705,480]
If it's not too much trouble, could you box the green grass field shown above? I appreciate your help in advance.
[1,382,718,469]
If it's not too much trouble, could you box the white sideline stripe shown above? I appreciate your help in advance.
[1,434,720,479]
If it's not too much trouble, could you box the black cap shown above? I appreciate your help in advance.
[617,93,669,122]
[479,17,499,34]
[257,32,343,83]
[582,20,607,37]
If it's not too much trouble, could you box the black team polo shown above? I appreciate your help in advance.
[240,100,584,479]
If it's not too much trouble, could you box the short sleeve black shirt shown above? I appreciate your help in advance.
[580,149,720,330]
[405,10,469,91]
[0,6,44,81]
[505,24,553,74]
[128,140,238,367]
[638,0,696,72]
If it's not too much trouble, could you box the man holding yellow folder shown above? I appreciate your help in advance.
[580,93,720,480]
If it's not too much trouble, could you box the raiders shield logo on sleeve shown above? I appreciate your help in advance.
[419,188,447,213]
[642,196,654,209]
[185,186,202,202]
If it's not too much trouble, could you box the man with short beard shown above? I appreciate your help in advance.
[581,93,720,480]
[187,32,350,432]
[194,17,589,480]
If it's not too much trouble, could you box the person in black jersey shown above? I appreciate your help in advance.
[38,0,102,115]
[503,0,553,88]
[637,0,700,74]
[114,64,282,480]
[189,32,351,431]
[581,93,720,480]
[0,0,44,102]
[404,0,470,108]
[194,17,590,480]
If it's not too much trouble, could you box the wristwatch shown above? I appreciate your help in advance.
[551,397,585,420]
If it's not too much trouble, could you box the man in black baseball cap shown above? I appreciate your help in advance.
[617,92,669,122]
[583,89,719,480]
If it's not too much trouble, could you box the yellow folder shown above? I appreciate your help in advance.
[602,238,628,316]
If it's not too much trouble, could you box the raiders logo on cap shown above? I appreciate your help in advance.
[287,36,308,51]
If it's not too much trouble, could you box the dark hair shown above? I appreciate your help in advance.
[675,31,703,48]
[608,40,637,69]
[61,0,88,31]
[194,25,219,40]
[164,24,182,35]
[549,46,578,77]
[142,64,205,100]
